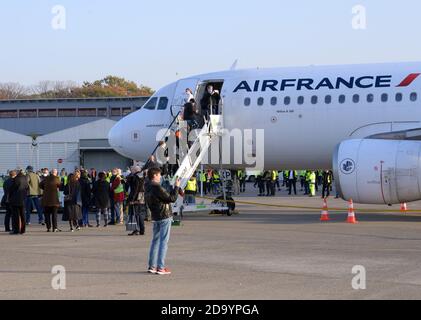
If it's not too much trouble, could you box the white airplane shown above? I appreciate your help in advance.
[109,62,421,205]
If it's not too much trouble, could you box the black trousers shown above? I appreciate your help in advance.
[288,179,297,195]
[258,182,265,195]
[240,179,246,192]
[266,181,275,196]
[322,183,331,198]
[4,205,12,231]
[130,204,146,234]
[11,205,25,234]
[44,207,58,230]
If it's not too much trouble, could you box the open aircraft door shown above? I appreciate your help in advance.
[171,78,200,117]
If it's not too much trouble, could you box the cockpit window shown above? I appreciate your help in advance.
[144,97,158,110]
[158,97,169,110]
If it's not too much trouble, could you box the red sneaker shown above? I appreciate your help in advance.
[157,268,172,275]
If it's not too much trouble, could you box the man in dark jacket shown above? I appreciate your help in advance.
[9,170,29,234]
[79,171,93,228]
[200,84,221,120]
[127,166,146,236]
[145,167,180,275]
[2,171,17,232]
[92,172,111,227]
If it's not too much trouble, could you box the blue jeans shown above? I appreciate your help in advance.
[82,205,90,225]
[25,196,43,223]
[148,218,172,270]
[185,193,196,205]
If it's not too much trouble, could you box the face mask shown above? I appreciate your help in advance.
[44,173,49,177]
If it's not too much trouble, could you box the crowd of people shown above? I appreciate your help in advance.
[252,170,334,198]
[0,165,152,234]
[1,165,181,275]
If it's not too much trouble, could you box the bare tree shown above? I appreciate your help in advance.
[0,82,28,100]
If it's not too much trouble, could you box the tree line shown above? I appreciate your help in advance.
[0,76,154,100]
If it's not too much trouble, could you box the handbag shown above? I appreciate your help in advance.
[126,210,138,231]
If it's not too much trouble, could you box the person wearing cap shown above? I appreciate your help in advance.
[25,166,44,225]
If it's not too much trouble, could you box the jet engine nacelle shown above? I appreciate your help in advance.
[333,139,421,204]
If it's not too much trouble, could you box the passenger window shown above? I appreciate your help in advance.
[381,93,388,102]
[353,94,360,103]
[271,97,277,106]
[144,97,158,110]
[158,97,169,110]
[367,94,374,103]
[338,95,346,104]
[311,96,318,104]
[297,96,304,105]
[396,93,403,102]
[257,97,264,106]
[284,96,291,105]
[325,95,332,104]
[410,92,418,102]
[244,97,251,106]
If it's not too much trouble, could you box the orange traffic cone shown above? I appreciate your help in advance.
[400,203,408,213]
[347,199,358,224]
[320,198,330,221]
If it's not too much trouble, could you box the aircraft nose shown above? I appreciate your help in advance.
[108,121,124,151]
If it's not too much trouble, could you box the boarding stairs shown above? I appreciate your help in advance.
[171,115,227,216]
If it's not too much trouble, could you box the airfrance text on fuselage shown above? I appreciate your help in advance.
[233,76,395,92]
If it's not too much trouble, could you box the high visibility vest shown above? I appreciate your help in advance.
[213,173,220,183]
[271,171,277,181]
[62,176,68,186]
[199,173,207,182]
[186,178,197,192]
[305,171,311,182]
[114,177,124,194]
[237,170,244,179]
[309,172,316,184]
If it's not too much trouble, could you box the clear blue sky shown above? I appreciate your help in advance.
[1,0,421,90]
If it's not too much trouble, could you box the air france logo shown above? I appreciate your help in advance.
[340,159,356,175]
[233,73,421,92]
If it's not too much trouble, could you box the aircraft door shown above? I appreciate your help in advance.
[171,78,200,117]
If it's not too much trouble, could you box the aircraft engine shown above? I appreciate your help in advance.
[333,139,421,205]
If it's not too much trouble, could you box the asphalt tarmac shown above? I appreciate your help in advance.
[1,186,421,300]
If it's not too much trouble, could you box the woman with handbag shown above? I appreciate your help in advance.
[63,171,83,232]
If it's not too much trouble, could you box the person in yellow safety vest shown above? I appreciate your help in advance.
[198,171,207,195]
[106,172,111,183]
[237,169,246,193]
[309,171,316,197]
[185,176,197,204]
[267,170,277,196]
[212,171,220,195]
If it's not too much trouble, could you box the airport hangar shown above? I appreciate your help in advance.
[0,96,149,175]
